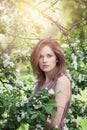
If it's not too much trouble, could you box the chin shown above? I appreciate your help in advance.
[43,69,52,73]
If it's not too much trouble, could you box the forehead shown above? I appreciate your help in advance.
[40,45,54,55]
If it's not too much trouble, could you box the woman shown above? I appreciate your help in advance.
[30,38,72,130]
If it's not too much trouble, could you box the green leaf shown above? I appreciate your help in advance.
[39,113,46,121]
[49,99,55,104]
[8,121,15,129]
[0,106,5,114]
[31,113,38,119]
[44,104,55,117]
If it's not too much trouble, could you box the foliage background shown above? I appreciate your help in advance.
[0,0,87,130]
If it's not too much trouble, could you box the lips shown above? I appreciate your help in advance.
[43,65,49,68]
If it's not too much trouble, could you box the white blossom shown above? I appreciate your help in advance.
[33,104,39,109]
[14,49,21,53]
[68,108,72,114]
[3,59,15,67]
[36,124,42,128]
[21,111,27,119]
[71,119,78,127]
[15,102,20,107]
[17,116,21,122]
[21,50,29,55]
[16,69,20,77]
[55,125,58,128]
[20,96,29,106]
[6,84,13,91]
[63,124,69,130]
[47,115,51,123]
[36,124,43,129]
[38,100,42,105]
[9,61,15,67]
[81,105,86,113]
[64,118,69,124]
[18,81,24,87]
[0,90,3,94]
[74,85,81,92]
[33,97,36,100]
[21,101,25,106]
[72,94,78,99]
[78,74,85,82]
[36,99,38,102]
[72,82,75,88]
[23,96,29,103]
[3,53,10,60]
[72,119,78,123]
[71,53,77,70]
[3,53,15,67]
[1,113,8,118]
[66,69,72,80]
[45,87,48,90]
[48,89,54,95]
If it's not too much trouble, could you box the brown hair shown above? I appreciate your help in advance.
[30,38,66,83]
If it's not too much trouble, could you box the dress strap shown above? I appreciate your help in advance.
[47,79,57,90]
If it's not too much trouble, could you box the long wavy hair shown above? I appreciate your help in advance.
[30,38,67,83]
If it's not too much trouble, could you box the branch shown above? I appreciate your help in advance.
[35,0,48,6]
[1,37,15,55]
[40,12,68,36]
[22,0,68,36]
[73,0,87,4]
[68,18,87,32]
[6,32,41,40]
[65,36,76,55]
[41,0,59,12]
[36,0,59,6]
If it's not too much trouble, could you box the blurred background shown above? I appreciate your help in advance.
[0,0,87,130]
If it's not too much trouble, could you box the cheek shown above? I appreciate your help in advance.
[38,60,42,67]
[52,58,57,64]
[39,59,41,64]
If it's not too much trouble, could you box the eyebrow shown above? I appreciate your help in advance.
[40,52,53,55]
[40,53,53,56]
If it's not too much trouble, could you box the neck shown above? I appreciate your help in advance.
[42,76,51,88]
[45,73,50,83]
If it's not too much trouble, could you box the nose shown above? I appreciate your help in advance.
[43,57,47,63]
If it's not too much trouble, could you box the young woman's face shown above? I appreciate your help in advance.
[38,45,57,73]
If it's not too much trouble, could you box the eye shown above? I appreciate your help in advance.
[39,55,43,59]
[47,54,52,57]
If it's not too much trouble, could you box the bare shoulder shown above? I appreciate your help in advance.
[56,75,71,90]
[57,75,70,84]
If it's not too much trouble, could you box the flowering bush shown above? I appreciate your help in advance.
[0,54,26,130]
[0,52,87,130]
[0,85,58,130]
[24,88,58,130]
[0,54,58,130]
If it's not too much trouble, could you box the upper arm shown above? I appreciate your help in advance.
[51,75,71,127]
[55,76,70,107]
